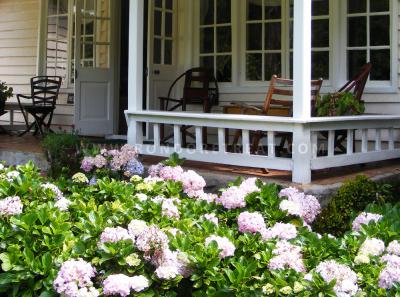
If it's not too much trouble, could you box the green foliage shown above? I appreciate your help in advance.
[0,81,13,102]
[42,132,84,178]
[162,153,186,167]
[315,92,365,116]
[313,175,395,236]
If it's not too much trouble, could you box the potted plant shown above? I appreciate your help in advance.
[0,81,13,113]
[315,92,365,116]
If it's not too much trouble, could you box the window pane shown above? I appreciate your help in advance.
[201,0,214,25]
[247,0,262,20]
[48,0,58,16]
[370,49,390,80]
[154,10,162,36]
[59,0,69,14]
[166,0,173,10]
[246,54,262,81]
[370,0,389,12]
[312,19,329,48]
[347,17,366,47]
[312,0,329,16]
[265,22,281,50]
[47,17,57,40]
[217,0,231,24]
[265,0,281,19]
[83,19,94,36]
[217,55,231,82]
[264,53,281,79]
[200,56,214,71]
[247,24,262,50]
[348,0,366,13]
[312,51,329,79]
[200,27,214,53]
[217,26,231,52]
[164,40,173,65]
[165,12,173,37]
[96,45,109,68]
[153,38,161,64]
[347,50,366,79]
[155,0,162,8]
[370,15,389,46]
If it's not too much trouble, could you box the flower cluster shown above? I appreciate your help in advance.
[378,240,400,289]
[135,225,169,256]
[103,274,149,296]
[128,219,148,238]
[0,196,23,216]
[216,178,260,210]
[5,170,20,182]
[81,144,143,177]
[358,238,385,257]
[315,260,359,296]
[268,241,306,273]
[100,227,131,244]
[72,173,89,184]
[204,213,218,226]
[53,259,97,297]
[278,187,321,224]
[42,182,72,211]
[205,235,235,259]
[237,211,266,234]
[161,199,180,219]
[262,222,298,241]
[352,212,383,232]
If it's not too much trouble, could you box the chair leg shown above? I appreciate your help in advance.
[232,130,242,152]
[251,131,263,154]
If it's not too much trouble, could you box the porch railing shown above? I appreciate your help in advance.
[125,110,400,183]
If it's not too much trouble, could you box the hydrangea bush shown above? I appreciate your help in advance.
[0,158,399,296]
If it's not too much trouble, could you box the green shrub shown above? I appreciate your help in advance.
[313,175,395,236]
[42,132,84,178]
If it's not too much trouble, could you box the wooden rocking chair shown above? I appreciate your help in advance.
[224,75,323,155]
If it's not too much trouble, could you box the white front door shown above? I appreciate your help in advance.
[74,0,116,136]
[147,0,179,113]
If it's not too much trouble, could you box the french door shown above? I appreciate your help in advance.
[74,0,117,136]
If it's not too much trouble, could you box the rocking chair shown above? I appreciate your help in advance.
[17,76,62,136]
[158,67,219,147]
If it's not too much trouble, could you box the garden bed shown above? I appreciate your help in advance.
[0,147,399,296]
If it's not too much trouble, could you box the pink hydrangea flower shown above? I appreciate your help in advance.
[81,157,94,172]
[103,274,148,296]
[237,211,266,234]
[0,196,23,216]
[204,213,219,226]
[205,235,235,258]
[315,260,359,296]
[54,259,96,297]
[239,178,260,194]
[162,199,180,219]
[268,241,306,273]
[387,240,400,256]
[135,225,169,255]
[100,227,131,244]
[216,186,247,209]
[358,238,385,257]
[180,170,206,194]
[262,222,298,241]
[352,212,383,232]
[151,248,192,278]
[93,155,107,169]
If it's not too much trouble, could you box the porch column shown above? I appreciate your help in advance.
[292,0,312,184]
[127,0,145,145]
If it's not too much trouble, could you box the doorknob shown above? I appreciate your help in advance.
[154,70,160,75]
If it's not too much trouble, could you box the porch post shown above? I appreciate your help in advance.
[127,0,145,145]
[292,0,312,184]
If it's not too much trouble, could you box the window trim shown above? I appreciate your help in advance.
[193,0,398,95]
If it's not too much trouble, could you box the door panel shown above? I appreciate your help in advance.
[74,0,115,136]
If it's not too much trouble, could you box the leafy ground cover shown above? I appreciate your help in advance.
[0,148,399,296]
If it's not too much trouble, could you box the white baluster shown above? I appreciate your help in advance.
[375,129,382,152]
[218,128,226,153]
[242,130,250,155]
[361,129,368,153]
[153,124,160,150]
[311,132,318,159]
[174,125,181,151]
[328,130,335,157]
[347,129,354,155]
[268,131,275,157]
[195,126,203,152]
[389,128,395,150]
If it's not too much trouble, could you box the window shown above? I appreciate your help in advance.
[199,0,232,82]
[45,0,71,88]
[153,0,175,65]
[346,0,391,82]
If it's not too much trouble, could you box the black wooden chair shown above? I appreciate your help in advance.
[158,67,219,147]
[17,76,62,136]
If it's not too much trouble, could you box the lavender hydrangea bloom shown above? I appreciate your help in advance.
[379,254,400,289]
[125,159,144,176]
[237,211,266,234]
[0,196,23,216]
[81,157,94,172]
[387,240,400,256]
[89,176,97,186]
[352,212,383,232]
[100,227,131,244]
[205,235,235,258]
[268,241,306,273]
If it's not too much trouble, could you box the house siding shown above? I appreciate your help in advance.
[0,0,74,130]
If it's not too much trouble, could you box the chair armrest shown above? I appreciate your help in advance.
[230,102,263,112]
[17,94,32,100]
